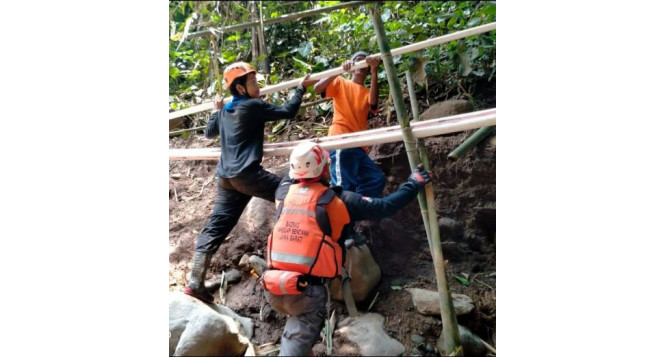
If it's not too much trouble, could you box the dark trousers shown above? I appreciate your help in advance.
[264,285,328,356]
[195,167,281,253]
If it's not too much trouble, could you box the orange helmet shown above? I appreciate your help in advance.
[223,62,256,89]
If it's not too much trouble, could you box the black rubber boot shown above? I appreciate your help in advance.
[184,251,215,303]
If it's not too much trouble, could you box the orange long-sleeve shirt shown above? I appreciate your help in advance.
[325,77,377,136]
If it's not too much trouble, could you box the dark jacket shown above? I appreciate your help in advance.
[206,86,306,178]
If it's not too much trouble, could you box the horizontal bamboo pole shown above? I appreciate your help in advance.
[169,22,497,121]
[169,108,496,160]
[186,1,371,39]
[168,98,331,137]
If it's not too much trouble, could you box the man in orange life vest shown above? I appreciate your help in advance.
[261,141,432,356]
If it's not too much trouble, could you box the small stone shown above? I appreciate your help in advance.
[411,334,426,344]
[438,217,464,241]
[171,173,182,180]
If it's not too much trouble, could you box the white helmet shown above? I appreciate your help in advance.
[289,141,329,180]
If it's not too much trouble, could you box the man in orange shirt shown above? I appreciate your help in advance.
[314,51,385,198]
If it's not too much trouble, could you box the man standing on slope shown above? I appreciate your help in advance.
[185,62,317,303]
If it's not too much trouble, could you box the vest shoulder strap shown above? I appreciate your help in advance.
[315,188,336,237]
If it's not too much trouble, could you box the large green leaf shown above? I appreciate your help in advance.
[297,41,314,58]
[293,57,312,71]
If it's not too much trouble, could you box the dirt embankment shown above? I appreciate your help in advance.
[168,100,496,356]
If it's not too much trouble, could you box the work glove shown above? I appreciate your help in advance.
[408,164,432,189]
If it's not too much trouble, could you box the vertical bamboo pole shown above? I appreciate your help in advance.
[209,36,222,96]
[406,71,432,252]
[369,4,463,355]
[257,1,270,76]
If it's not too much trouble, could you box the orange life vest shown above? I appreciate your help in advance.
[267,182,350,279]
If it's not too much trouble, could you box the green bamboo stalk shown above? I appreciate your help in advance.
[406,65,462,357]
[369,4,463,356]
[209,36,222,96]
[405,71,432,254]
[447,125,496,161]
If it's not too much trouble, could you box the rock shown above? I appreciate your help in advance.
[329,244,381,302]
[169,292,253,356]
[224,269,242,285]
[436,325,487,357]
[411,334,426,345]
[406,288,475,316]
[336,313,405,356]
[238,254,267,276]
[419,100,473,121]
[438,217,464,241]
[440,241,469,262]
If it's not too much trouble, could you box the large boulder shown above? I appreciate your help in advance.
[336,313,405,356]
[419,99,473,120]
[329,244,381,302]
[169,292,253,356]
[406,288,475,316]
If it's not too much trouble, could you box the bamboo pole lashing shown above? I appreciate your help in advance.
[169,22,497,121]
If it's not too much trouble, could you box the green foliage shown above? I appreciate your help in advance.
[169,1,496,117]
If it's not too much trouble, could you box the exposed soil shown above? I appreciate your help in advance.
[169,89,496,356]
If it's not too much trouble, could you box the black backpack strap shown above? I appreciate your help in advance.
[274,179,292,220]
[315,189,336,237]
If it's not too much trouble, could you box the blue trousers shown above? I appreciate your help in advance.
[329,148,385,198]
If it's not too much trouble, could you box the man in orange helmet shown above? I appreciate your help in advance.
[185,62,317,303]
[261,141,432,356]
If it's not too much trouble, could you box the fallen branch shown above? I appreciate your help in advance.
[479,338,497,354]
[172,184,178,202]
[195,173,216,199]
[367,291,380,312]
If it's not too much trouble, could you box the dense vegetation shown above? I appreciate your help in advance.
[169,1,496,132]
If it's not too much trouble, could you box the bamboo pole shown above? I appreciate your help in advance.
[447,125,496,161]
[406,71,432,254]
[257,1,269,75]
[369,4,462,356]
[169,109,496,159]
[209,36,222,96]
[169,22,497,121]
[185,1,371,40]
[168,98,333,137]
